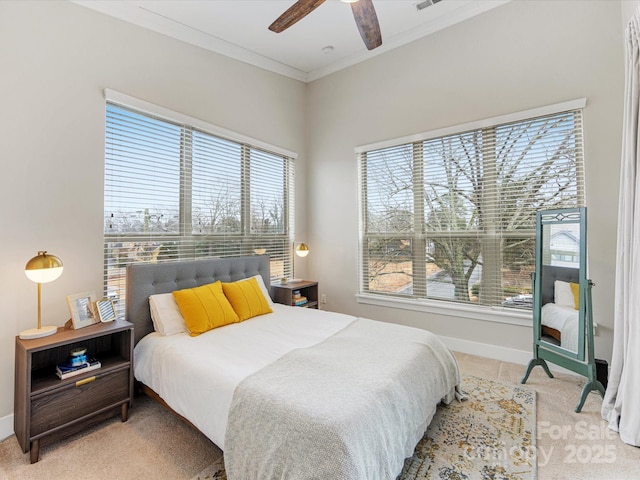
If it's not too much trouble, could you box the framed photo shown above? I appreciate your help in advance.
[96,298,117,323]
[67,292,99,330]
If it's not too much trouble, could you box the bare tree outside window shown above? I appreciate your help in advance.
[360,109,584,309]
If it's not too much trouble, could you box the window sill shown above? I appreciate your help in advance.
[355,293,533,327]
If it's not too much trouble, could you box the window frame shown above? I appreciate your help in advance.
[356,98,587,324]
[103,90,297,311]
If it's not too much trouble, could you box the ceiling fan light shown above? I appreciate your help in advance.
[340,0,360,3]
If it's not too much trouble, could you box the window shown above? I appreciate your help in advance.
[358,101,585,313]
[104,92,296,312]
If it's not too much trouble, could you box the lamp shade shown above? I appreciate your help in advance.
[295,243,309,257]
[20,251,63,340]
[25,251,63,283]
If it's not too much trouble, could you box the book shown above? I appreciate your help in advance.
[294,297,308,306]
[56,357,101,380]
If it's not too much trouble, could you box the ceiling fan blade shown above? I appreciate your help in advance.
[269,0,327,33]
[351,0,382,50]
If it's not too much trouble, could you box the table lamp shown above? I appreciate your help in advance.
[290,242,309,282]
[296,243,309,258]
[21,251,64,340]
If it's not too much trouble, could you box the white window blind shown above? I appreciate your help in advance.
[358,105,585,310]
[104,101,295,313]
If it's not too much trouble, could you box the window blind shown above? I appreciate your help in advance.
[358,106,585,310]
[104,102,295,314]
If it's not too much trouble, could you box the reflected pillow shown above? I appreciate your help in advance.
[554,280,576,310]
[173,281,240,336]
[569,282,580,310]
[222,277,273,321]
[149,293,187,336]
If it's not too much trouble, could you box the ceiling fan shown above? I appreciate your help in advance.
[269,0,382,51]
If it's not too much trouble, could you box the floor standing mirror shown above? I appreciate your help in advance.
[521,207,605,412]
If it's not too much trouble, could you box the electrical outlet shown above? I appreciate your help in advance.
[320,294,327,304]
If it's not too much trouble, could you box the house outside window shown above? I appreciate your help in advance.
[357,100,585,315]
[104,92,296,313]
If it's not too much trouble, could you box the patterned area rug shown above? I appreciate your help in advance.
[192,375,536,480]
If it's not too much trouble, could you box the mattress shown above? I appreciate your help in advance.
[133,304,356,449]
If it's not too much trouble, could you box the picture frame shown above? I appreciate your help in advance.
[96,298,117,323]
[66,291,99,330]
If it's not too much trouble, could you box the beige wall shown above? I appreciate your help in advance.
[307,1,624,361]
[0,1,306,431]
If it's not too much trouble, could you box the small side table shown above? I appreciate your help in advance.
[271,280,319,309]
[14,320,134,463]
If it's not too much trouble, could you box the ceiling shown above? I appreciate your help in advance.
[72,0,510,82]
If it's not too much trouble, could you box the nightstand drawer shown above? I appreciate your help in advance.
[30,368,129,436]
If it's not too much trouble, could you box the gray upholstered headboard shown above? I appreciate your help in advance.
[126,255,271,345]
[540,265,579,306]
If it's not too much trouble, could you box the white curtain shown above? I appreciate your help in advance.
[601,8,640,448]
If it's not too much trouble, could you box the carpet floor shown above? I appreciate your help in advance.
[0,352,637,479]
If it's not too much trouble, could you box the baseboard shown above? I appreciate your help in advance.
[439,335,531,364]
[0,412,14,442]
[439,335,579,376]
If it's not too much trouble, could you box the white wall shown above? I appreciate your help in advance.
[0,0,306,437]
[307,1,624,362]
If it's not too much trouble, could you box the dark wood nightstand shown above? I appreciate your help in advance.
[271,280,319,309]
[14,320,134,463]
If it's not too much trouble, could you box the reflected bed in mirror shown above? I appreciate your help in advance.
[540,265,579,352]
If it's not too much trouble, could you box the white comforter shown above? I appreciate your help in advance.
[541,302,579,352]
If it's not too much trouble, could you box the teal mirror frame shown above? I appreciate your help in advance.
[537,208,585,360]
[521,207,605,412]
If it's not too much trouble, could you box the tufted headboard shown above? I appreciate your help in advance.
[125,255,271,345]
[540,265,579,306]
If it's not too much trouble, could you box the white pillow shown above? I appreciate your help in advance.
[149,293,187,336]
[554,280,575,309]
[245,274,274,307]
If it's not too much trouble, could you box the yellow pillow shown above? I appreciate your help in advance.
[173,281,239,336]
[222,277,273,321]
[570,282,580,310]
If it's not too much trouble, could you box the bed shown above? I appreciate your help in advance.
[126,255,460,480]
[539,265,580,351]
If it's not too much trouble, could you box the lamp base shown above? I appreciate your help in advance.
[19,325,57,340]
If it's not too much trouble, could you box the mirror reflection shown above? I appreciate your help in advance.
[539,221,581,354]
